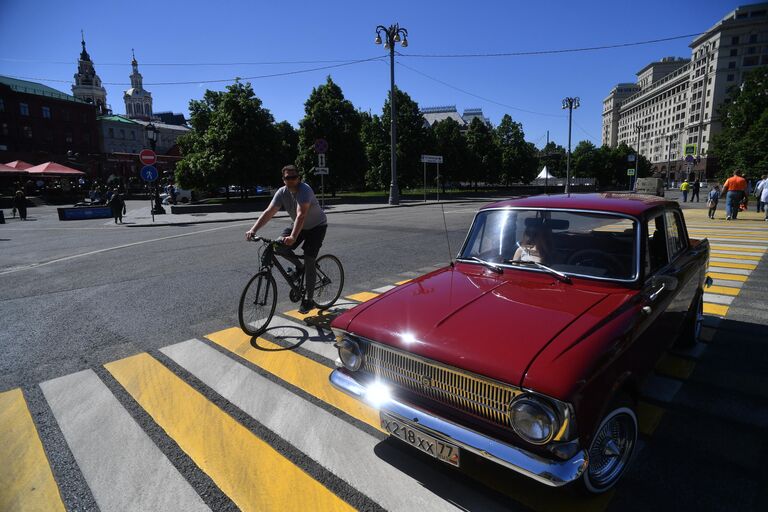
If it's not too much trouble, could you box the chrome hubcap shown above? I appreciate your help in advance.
[588,411,636,489]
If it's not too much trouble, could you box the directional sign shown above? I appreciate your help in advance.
[420,154,443,164]
[139,149,157,166]
[684,144,697,157]
[318,153,326,167]
[313,167,329,175]
[627,169,636,176]
[141,165,158,182]
[314,139,328,154]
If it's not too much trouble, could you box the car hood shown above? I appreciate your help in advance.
[336,263,612,387]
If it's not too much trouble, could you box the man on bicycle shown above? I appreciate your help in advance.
[245,165,328,314]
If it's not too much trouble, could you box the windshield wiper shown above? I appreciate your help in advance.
[469,256,503,274]
[506,260,571,283]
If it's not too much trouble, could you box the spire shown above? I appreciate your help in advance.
[131,48,137,66]
[80,30,91,61]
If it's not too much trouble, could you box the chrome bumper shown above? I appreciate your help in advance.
[329,369,588,487]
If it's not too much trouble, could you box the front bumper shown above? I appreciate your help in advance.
[330,369,588,487]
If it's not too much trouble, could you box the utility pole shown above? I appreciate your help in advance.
[562,98,580,194]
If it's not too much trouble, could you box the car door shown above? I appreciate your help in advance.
[663,208,699,336]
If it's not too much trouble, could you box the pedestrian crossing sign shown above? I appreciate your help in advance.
[684,144,697,157]
[627,169,636,176]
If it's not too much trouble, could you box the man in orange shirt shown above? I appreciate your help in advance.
[722,169,748,220]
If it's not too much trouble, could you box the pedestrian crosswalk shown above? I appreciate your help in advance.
[1,222,764,511]
[683,208,768,317]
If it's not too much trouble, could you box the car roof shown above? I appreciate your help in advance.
[480,193,675,217]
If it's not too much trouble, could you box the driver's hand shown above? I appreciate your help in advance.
[281,235,295,246]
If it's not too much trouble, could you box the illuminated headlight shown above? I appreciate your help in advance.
[509,395,559,445]
[336,335,364,372]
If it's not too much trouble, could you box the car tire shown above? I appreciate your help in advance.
[579,399,638,494]
[676,288,703,348]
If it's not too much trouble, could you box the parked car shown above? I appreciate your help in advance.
[330,193,709,494]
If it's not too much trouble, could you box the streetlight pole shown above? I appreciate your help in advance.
[633,123,645,191]
[562,97,579,194]
[145,122,161,216]
[375,23,408,205]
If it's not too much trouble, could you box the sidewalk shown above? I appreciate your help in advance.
[120,197,499,227]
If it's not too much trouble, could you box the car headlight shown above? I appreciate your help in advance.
[509,395,559,445]
[336,335,364,372]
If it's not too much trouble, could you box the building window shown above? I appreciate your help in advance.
[129,131,135,140]
[748,46,757,54]
[730,48,738,56]
[728,61,736,69]
[731,36,739,45]
[20,103,29,116]
[61,110,70,121]
[749,35,758,44]
[42,106,51,119]
[2,123,8,135]
[0,98,4,112]
[23,125,32,138]
[744,56,759,66]
[120,129,125,139]
[108,127,114,138]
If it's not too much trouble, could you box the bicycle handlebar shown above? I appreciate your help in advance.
[248,235,283,245]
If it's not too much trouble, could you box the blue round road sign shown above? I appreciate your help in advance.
[314,138,328,153]
[141,165,158,182]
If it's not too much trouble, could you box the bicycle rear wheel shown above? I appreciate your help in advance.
[238,271,277,336]
[313,254,344,310]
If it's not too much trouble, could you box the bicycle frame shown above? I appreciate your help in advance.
[259,242,305,296]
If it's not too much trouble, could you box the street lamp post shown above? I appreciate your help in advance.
[144,122,162,215]
[375,23,408,205]
[561,97,579,194]
[633,123,646,191]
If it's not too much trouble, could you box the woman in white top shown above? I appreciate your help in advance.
[512,226,551,264]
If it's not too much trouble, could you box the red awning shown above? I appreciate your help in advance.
[25,161,86,176]
[0,163,27,174]
[4,160,34,170]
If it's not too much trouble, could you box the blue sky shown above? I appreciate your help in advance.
[0,0,738,149]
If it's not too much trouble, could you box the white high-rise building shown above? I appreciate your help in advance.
[602,3,768,181]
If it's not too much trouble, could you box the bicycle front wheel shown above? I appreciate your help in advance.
[313,254,344,310]
[238,271,277,336]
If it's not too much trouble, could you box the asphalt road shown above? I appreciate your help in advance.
[1,197,767,511]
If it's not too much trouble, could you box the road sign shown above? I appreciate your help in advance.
[627,154,636,162]
[684,144,697,157]
[627,169,636,176]
[314,139,328,153]
[141,165,158,182]
[139,149,157,166]
[685,155,695,163]
[313,167,329,175]
[420,154,443,164]
[318,153,326,167]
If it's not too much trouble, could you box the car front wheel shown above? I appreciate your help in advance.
[581,404,638,494]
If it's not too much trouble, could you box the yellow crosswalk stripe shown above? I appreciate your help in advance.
[205,328,382,431]
[345,291,379,302]
[707,272,748,282]
[710,245,765,253]
[704,303,729,316]
[395,279,412,285]
[105,353,354,512]
[708,261,757,270]
[705,285,740,296]
[637,401,665,436]
[710,253,763,261]
[0,389,65,512]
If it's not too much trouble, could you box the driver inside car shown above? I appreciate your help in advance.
[512,224,552,265]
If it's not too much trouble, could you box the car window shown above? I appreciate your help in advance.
[664,210,687,259]
[645,214,669,274]
[460,209,637,280]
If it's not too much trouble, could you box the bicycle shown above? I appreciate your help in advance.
[238,236,345,336]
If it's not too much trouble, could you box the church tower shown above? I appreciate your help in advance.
[72,31,108,114]
[124,50,153,120]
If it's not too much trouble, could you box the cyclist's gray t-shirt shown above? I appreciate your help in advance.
[270,182,327,230]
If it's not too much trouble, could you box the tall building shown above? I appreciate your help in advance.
[124,51,153,120]
[71,32,108,115]
[602,3,768,181]
[420,106,492,129]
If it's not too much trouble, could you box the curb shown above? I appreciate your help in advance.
[123,197,495,227]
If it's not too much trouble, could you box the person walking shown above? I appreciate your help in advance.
[755,174,767,213]
[707,185,720,219]
[691,179,700,202]
[245,165,328,314]
[107,189,126,224]
[12,190,27,220]
[722,169,748,220]
[680,179,690,202]
[761,179,768,222]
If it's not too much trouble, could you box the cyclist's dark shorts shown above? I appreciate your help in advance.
[281,223,327,258]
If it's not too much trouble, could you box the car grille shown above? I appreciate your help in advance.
[358,339,521,428]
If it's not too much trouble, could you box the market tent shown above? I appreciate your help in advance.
[536,166,555,179]
[25,161,85,176]
[0,162,26,174]
[5,160,34,170]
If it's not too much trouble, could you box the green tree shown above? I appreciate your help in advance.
[710,66,768,180]
[176,82,280,197]
[571,140,599,178]
[381,87,429,189]
[275,121,298,171]
[466,117,500,189]
[431,118,468,191]
[538,142,567,177]
[297,77,366,193]
[496,114,537,184]
[360,111,388,190]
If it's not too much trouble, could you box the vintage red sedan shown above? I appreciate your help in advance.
[330,193,709,493]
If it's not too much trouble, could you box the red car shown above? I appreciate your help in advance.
[330,193,709,493]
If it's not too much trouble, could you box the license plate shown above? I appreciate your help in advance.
[380,412,460,467]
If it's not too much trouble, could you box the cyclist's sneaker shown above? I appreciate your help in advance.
[286,266,304,283]
[298,298,315,314]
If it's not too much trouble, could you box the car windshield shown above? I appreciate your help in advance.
[459,209,638,281]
